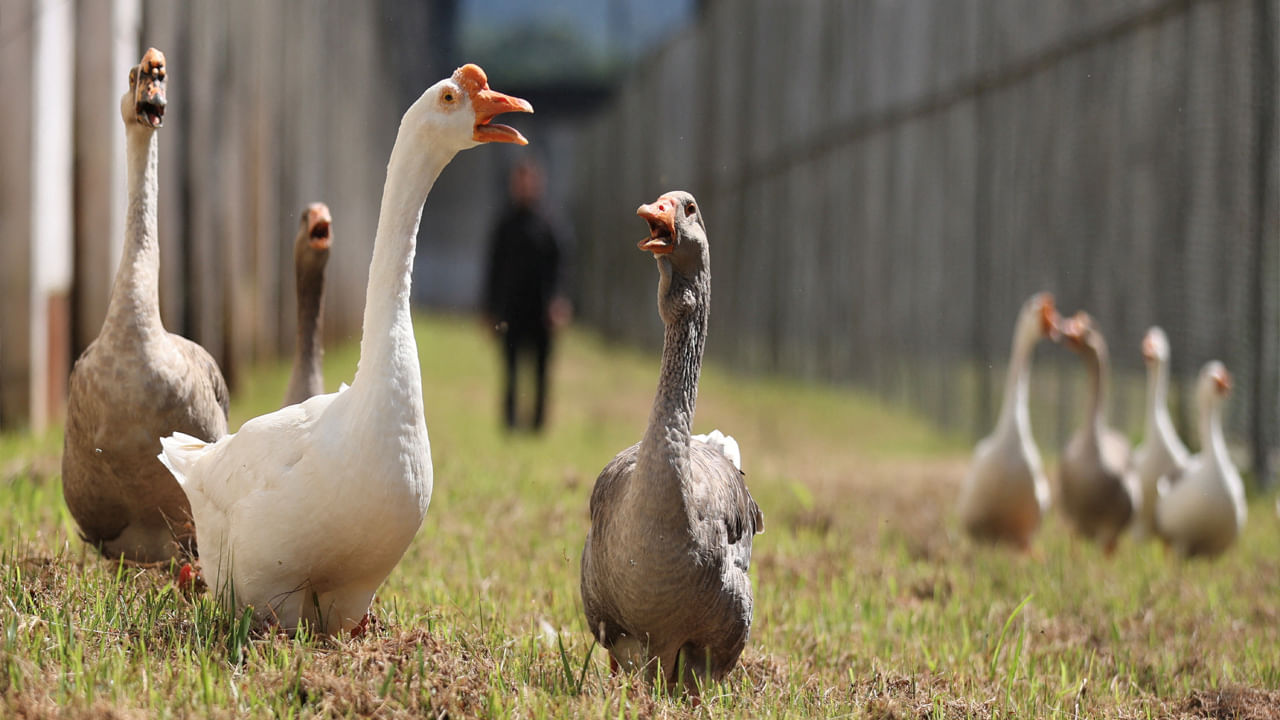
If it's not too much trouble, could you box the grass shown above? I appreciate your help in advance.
[2,314,1279,718]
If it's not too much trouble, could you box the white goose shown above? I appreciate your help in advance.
[1155,361,1247,557]
[956,293,1058,548]
[1128,327,1189,540]
[158,65,532,635]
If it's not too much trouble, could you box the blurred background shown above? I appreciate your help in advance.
[1,0,1276,486]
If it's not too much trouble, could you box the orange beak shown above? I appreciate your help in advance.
[1212,366,1233,394]
[1061,313,1089,347]
[455,64,533,145]
[1039,296,1060,341]
[636,196,677,255]
[1141,334,1157,363]
[134,48,167,129]
[306,204,332,251]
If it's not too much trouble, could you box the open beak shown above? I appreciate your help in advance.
[454,64,532,144]
[1039,298,1061,342]
[1061,315,1088,348]
[636,197,677,255]
[305,204,332,251]
[134,48,167,129]
[308,219,332,251]
[473,89,533,145]
[1212,366,1233,394]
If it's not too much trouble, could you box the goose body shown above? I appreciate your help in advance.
[62,49,229,562]
[283,203,333,407]
[158,65,531,634]
[581,192,763,688]
[1057,313,1134,552]
[957,293,1058,548]
[1156,362,1246,557]
[1128,327,1189,540]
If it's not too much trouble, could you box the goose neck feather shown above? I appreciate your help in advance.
[102,126,162,341]
[286,238,328,404]
[1143,353,1186,463]
[349,129,453,400]
[994,311,1040,442]
[637,261,710,489]
[1081,342,1109,439]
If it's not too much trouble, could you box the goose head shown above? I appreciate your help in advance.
[637,191,708,271]
[1142,326,1170,369]
[121,48,167,131]
[295,202,332,271]
[1060,311,1109,363]
[637,191,709,323]
[1015,292,1061,347]
[1197,360,1233,407]
[401,63,532,153]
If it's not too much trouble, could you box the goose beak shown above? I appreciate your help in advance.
[637,197,677,255]
[1061,314,1088,347]
[472,89,533,145]
[1212,366,1232,394]
[1141,334,1157,364]
[305,203,332,251]
[1039,298,1061,341]
[134,48,167,129]
[455,64,533,145]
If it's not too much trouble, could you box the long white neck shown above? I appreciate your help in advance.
[103,126,163,340]
[1144,358,1178,444]
[1199,393,1228,466]
[350,131,454,392]
[995,320,1038,439]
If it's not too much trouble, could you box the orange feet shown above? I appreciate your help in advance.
[177,563,199,594]
[349,613,373,639]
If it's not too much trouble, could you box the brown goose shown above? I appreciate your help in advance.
[62,48,229,562]
[1057,312,1134,553]
[580,191,763,690]
[282,203,333,407]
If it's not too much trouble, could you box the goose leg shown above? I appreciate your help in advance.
[349,613,372,639]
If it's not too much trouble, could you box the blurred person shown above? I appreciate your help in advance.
[483,159,571,432]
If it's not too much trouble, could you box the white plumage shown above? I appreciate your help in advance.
[157,64,531,634]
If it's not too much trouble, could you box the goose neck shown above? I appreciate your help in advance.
[995,323,1038,437]
[351,135,452,389]
[638,266,710,472]
[103,128,162,338]
[1200,395,1228,464]
[287,259,327,402]
[1083,348,1108,433]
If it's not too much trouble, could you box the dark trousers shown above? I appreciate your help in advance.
[502,323,551,430]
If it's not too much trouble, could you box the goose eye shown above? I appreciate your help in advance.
[442,90,456,104]
[685,202,696,216]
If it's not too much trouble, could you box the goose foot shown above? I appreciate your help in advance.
[177,563,200,595]
[349,613,374,639]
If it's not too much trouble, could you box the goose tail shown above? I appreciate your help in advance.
[694,429,742,470]
[157,431,215,487]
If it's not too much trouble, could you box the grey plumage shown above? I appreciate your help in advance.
[62,49,229,562]
[1057,312,1133,553]
[283,203,332,407]
[580,191,763,689]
